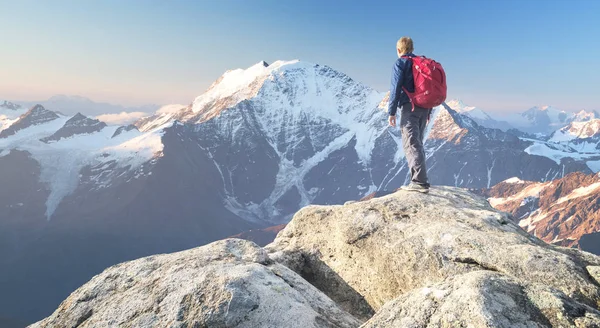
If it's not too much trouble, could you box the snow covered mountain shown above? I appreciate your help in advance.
[446,99,600,137]
[1,60,598,324]
[504,105,600,135]
[484,172,600,254]
[0,104,60,138]
[41,112,107,143]
[422,103,598,189]
[0,101,27,132]
[0,60,390,323]
[549,118,600,143]
[572,109,600,122]
[445,99,513,131]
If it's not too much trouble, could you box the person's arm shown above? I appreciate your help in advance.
[388,58,405,118]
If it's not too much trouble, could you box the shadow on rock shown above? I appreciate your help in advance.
[268,248,375,321]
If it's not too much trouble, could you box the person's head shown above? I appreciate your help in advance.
[396,37,414,57]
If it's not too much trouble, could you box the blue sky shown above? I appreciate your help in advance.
[1,0,599,112]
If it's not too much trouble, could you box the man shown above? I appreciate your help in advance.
[388,36,431,193]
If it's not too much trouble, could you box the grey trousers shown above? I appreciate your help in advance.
[399,102,430,187]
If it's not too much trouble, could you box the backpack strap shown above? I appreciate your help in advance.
[400,56,415,111]
[402,86,415,112]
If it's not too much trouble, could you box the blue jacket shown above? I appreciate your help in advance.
[387,53,415,116]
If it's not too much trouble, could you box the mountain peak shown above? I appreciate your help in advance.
[0,100,22,111]
[446,99,472,111]
[189,59,370,124]
[192,60,302,116]
[30,104,48,112]
[111,124,139,138]
[573,109,600,122]
[41,112,106,143]
[0,105,60,138]
[69,112,87,121]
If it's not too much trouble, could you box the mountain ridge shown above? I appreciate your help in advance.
[484,172,600,250]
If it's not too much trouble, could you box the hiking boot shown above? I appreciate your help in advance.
[400,183,430,193]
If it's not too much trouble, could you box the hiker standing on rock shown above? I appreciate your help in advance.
[387,36,447,193]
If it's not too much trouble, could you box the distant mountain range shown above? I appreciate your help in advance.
[446,99,600,136]
[11,95,160,118]
[1,61,599,324]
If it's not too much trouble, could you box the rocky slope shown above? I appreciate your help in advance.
[268,187,600,327]
[484,173,600,252]
[31,239,360,328]
[34,187,600,327]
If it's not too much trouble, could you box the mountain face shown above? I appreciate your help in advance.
[41,112,107,143]
[483,172,600,252]
[0,62,390,323]
[0,109,255,322]
[1,61,599,324]
[420,103,597,189]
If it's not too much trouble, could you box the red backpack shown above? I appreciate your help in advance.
[402,55,447,110]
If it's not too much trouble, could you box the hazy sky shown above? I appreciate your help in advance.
[1,0,599,112]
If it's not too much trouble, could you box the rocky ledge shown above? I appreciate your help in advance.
[32,187,600,327]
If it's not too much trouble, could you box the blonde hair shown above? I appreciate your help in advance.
[397,37,414,55]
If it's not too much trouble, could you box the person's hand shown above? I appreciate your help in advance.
[388,115,396,127]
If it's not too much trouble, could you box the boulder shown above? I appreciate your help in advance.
[267,187,600,325]
[362,271,600,327]
[30,239,360,328]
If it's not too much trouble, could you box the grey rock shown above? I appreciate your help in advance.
[111,124,138,138]
[362,271,600,328]
[267,186,600,326]
[41,112,106,142]
[30,239,360,328]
